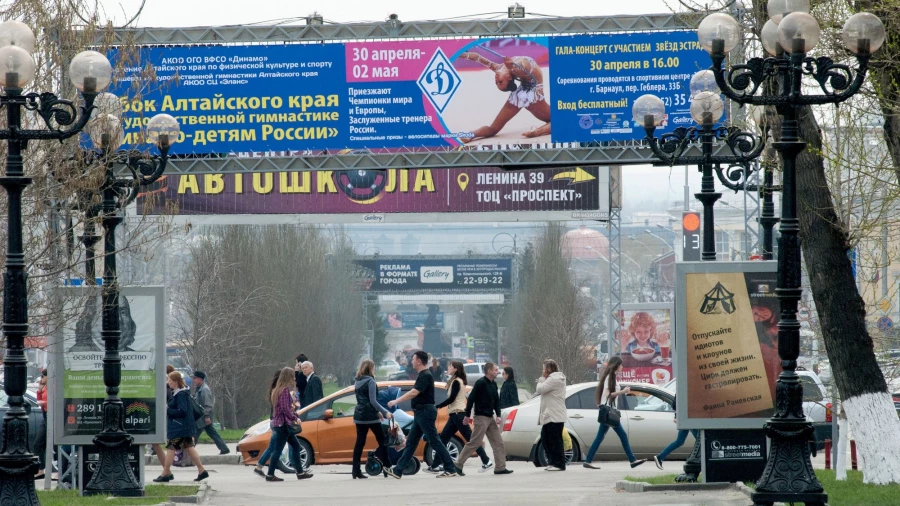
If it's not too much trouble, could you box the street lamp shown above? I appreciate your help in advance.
[0,21,106,505]
[635,71,766,262]
[80,109,179,496]
[701,5,883,504]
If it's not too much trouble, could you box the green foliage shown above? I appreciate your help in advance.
[38,485,199,506]
[366,296,389,364]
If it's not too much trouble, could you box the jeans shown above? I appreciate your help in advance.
[657,429,699,462]
[353,423,389,474]
[438,412,489,466]
[540,422,566,469]
[34,412,47,467]
[586,422,637,463]
[393,405,456,476]
[197,422,229,453]
[267,425,302,476]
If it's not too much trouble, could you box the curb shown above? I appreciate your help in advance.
[616,480,739,493]
[168,483,211,504]
[145,455,243,466]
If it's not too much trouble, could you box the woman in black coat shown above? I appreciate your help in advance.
[154,371,208,483]
[499,366,519,409]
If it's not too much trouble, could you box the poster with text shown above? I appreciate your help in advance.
[616,304,673,385]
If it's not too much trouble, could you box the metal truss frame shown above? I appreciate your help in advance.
[742,159,761,258]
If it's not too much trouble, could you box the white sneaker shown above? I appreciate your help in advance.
[479,461,494,473]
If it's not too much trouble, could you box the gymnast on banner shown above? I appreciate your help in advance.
[456,47,551,143]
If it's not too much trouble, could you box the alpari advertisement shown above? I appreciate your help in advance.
[353,256,512,294]
[615,304,673,386]
[135,166,610,222]
[112,31,709,154]
[675,262,782,429]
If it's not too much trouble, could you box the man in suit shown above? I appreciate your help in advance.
[300,361,323,407]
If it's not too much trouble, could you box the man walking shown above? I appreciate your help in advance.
[294,354,308,406]
[301,361,324,407]
[386,350,458,479]
[192,371,230,455]
[455,362,513,476]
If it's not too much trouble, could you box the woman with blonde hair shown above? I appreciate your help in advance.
[352,359,392,479]
[266,367,313,482]
[153,371,208,483]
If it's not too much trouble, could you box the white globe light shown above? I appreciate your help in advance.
[88,113,124,150]
[842,12,885,55]
[0,45,35,87]
[761,19,782,56]
[767,0,810,24]
[91,92,124,120]
[69,50,112,92]
[690,70,719,97]
[697,13,742,54]
[0,20,35,53]
[690,91,725,125]
[147,114,181,148]
[632,94,666,127]
[777,12,821,54]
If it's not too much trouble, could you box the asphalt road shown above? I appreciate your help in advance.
[149,460,752,505]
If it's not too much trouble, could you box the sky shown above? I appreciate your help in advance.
[97,0,710,211]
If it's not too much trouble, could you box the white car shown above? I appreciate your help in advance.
[463,362,487,383]
[501,381,693,465]
[377,359,402,377]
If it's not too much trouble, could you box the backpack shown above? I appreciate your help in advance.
[189,394,205,421]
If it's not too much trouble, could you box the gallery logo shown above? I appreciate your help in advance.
[418,49,461,114]
[700,282,737,315]
[421,266,453,283]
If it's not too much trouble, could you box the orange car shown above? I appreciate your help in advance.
[237,380,471,471]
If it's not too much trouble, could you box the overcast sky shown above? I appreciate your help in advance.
[98,0,708,209]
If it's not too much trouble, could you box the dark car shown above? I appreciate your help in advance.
[0,385,41,449]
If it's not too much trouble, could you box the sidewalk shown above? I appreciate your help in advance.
[145,442,241,466]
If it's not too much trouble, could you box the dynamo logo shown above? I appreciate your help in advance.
[417,49,461,114]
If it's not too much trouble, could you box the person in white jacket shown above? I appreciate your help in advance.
[536,359,567,471]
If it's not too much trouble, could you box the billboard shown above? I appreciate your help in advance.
[136,166,610,222]
[354,256,512,294]
[53,286,167,444]
[381,311,444,330]
[113,31,709,154]
[674,262,782,430]
[615,303,673,385]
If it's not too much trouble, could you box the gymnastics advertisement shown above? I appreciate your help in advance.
[111,31,708,154]
[674,262,783,429]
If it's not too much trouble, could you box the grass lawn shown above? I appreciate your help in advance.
[323,381,342,397]
[38,485,198,506]
[624,470,900,506]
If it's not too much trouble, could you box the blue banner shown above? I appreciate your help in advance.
[111,31,709,155]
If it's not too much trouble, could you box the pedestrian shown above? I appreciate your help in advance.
[266,367,313,482]
[351,359,392,479]
[294,353,308,406]
[152,365,176,466]
[499,366,519,409]
[154,371,209,483]
[454,362,513,476]
[300,361,323,407]
[428,361,492,473]
[652,395,698,470]
[253,370,293,477]
[192,371,230,455]
[583,356,646,470]
[385,350,458,479]
[33,369,48,479]
[429,358,444,382]
[536,359,567,471]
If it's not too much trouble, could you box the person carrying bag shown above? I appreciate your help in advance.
[597,392,621,427]
[583,356,646,470]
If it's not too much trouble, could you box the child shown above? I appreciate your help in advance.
[624,312,662,354]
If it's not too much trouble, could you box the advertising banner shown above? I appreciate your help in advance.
[54,286,167,444]
[615,303,673,385]
[112,31,708,154]
[135,166,610,222]
[675,262,781,430]
[381,312,444,330]
[354,256,512,294]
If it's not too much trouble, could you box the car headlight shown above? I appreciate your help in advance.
[241,420,271,441]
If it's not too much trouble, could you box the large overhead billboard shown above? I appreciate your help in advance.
[113,31,708,154]
[136,166,610,222]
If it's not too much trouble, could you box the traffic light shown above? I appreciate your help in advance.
[682,211,701,261]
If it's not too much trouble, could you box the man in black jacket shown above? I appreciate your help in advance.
[454,362,512,475]
[300,361,324,407]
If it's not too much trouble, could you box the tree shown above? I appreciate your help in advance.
[366,295,389,365]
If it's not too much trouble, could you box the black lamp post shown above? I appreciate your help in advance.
[636,73,766,262]
[0,21,108,505]
[699,5,884,505]
[81,106,179,496]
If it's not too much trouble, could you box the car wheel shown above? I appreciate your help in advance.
[424,436,463,467]
[280,438,313,471]
[536,439,580,466]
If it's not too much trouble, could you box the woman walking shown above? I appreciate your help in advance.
[428,361,493,473]
[266,367,313,482]
[33,369,48,479]
[154,371,209,483]
[536,359,567,471]
[583,356,646,470]
[499,366,519,410]
[254,370,291,477]
[352,359,392,479]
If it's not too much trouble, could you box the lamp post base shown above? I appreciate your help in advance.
[675,436,702,482]
[0,455,40,506]
[83,432,143,497]
[751,420,825,506]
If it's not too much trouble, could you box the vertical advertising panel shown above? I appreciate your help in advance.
[616,303,674,385]
[675,262,781,429]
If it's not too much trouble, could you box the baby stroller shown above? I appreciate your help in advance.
[365,387,421,476]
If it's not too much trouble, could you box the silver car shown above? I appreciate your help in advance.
[500,381,693,465]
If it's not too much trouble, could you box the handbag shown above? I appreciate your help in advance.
[597,392,621,427]
[286,420,302,436]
